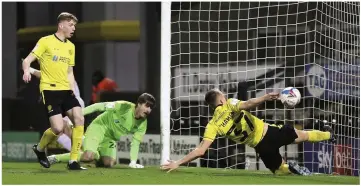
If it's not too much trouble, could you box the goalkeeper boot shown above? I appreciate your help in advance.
[32,144,50,168]
[323,125,337,143]
[288,161,311,176]
[67,161,87,170]
[47,155,58,165]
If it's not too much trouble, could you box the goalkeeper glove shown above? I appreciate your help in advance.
[129,160,144,168]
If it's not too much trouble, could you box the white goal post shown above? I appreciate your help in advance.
[160,1,172,165]
[161,2,359,175]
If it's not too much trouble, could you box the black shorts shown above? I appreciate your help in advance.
[254,124,298,173]
[41,90,80,117]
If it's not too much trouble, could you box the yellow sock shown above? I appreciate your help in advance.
[38,128,58,151]
[275,163,292,175]
[70,125,84,161]
[307,130,331,142]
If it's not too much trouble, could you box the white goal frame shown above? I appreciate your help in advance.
[160,1,171,165]
[160,2,359,176]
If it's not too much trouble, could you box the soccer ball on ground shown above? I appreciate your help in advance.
[280,87,301,108]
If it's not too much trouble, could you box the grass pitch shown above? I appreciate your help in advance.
[2,162,359,185]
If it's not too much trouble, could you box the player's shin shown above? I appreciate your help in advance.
[38,128,58,152]
[70,125,84,162]
[306,130,330,142]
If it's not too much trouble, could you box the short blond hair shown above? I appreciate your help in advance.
[57,12,78,23]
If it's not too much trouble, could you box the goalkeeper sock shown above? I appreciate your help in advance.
[56,152,82,162]
[37,128,58,152]
[55,151,100,162]
[274,163,292,175]
[307,130,331,142]
[57,134,71,151]
[70,125,84,162]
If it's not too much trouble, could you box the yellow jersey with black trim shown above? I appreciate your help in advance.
[203,98,265,147]
[31,34,75,91]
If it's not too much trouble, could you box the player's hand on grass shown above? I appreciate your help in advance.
[264,92,279,101]
[23,71,32,83]
[128,161,144,168]
[160,160,179,173]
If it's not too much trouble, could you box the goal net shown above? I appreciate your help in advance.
[167,2,359,175]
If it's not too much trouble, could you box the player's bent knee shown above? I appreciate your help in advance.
[73,115,85,126]
[294,129,309,143]
[49,115,66,134]
[82,151,95,162]
[50,125,64,135]
[101,156,116,168]
[102,158,116,168]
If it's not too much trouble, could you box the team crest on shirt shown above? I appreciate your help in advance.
[47,105,52,111]
[69,49,73,55]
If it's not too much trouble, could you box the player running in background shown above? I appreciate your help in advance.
[161,88,336,175]
[22,12,85,170]
[29,67,84,152]
[48,93,156,168]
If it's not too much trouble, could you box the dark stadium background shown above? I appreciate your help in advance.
[3,2,162,132]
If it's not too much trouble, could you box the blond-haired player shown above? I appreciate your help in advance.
[22,12,85,170]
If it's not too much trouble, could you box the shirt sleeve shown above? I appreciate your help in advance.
[82,102,116,115]
[203,123,217,142]
[31,38,47,59]
[69,45,75,66]
[227,98,245,113]
[130,120,147,161]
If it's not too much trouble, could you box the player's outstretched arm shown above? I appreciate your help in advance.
[161,140,212,173]
[82,102,115,115]
[129,120,147,168]
[238,92,279,110]
[83,103,106,115]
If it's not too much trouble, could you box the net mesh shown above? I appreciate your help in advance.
[170,2,359,175]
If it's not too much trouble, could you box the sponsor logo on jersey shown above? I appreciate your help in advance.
[52,55,59,62]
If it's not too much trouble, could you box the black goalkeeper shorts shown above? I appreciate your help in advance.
[41,90,80,117]
[254,124,298,173]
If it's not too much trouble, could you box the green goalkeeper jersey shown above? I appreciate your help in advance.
[83,101,147,142]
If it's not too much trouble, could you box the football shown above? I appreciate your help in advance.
[280,87,301,108]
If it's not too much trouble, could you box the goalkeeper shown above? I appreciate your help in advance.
[161,88,336,175]
[48,93,155,168]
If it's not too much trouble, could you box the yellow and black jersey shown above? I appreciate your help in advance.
[203,98,265,147]
[31,34,75,91]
